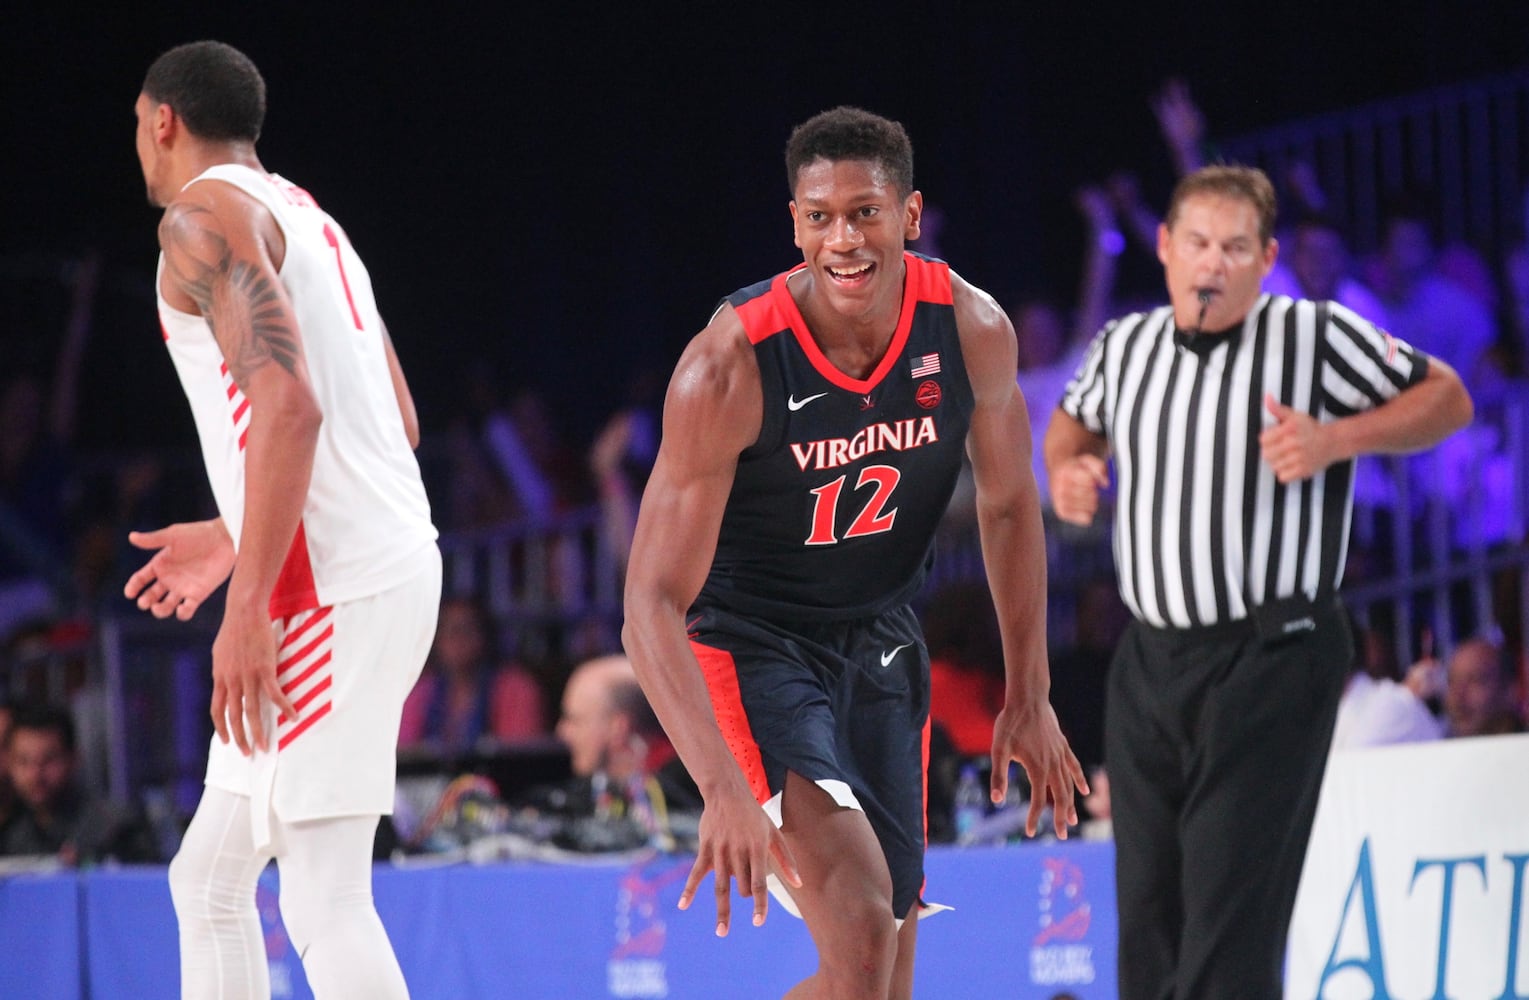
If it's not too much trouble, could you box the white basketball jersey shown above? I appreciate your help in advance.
[156,164,437,617]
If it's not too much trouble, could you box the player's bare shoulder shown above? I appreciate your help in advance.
[948,269,1019,395]
[158,179,283,311]
[157,185,233,313]
[662,302,764,454]
[949,270,1011,342]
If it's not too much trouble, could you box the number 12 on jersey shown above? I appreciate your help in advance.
[805,465,901,545]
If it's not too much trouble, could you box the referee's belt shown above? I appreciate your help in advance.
[1153,594,1342,646]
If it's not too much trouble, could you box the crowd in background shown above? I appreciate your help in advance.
[2,79,1527,867]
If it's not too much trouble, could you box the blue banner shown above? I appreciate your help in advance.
[4,842,1118,999]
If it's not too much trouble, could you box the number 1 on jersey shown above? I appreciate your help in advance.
[805,465,901,545]
[323,223,364,330]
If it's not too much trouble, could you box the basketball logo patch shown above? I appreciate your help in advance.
[915,380,942,409]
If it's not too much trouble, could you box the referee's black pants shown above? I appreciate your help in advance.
[1105,603,1350,1000]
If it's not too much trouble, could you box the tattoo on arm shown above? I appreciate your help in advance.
[159,202,302,385]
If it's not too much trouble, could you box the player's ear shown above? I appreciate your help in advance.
[153,100,178,145]
[903,190,923,243]
[790,201,802,249]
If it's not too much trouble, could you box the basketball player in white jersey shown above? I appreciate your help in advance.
[124,41,439,999]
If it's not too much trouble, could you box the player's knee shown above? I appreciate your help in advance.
[817,894,898,992]
[166,849,199,918]
[279,878,375,957]
[278,881,322,955]
[168,847,232,922]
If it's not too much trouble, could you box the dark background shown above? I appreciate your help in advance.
[4,2,1527,453]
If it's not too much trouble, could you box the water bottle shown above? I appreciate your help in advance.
[953,764,986,845]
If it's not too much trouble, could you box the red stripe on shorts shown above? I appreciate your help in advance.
[279,699,332,750]
[289,674,332,715]
[690,641,771,805]
[278,624,333,675]
[279,606,333,650]
[280,650,332,696]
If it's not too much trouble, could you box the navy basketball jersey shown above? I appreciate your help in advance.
[695,252,975,621]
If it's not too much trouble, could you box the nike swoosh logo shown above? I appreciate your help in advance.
[881,643,912,667]
[787,392,829,411]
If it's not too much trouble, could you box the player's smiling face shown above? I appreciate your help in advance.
[791,157,921,321]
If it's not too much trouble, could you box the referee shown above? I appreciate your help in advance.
[1045,165,1472,999]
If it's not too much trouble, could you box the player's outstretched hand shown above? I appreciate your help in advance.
[679,783,802,937]
[991,697,1089,839]
[124,519,236,621]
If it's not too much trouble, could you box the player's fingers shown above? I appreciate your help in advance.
[1025,783,1045,837]
[267,675,299,726]
[123,563,156,600]
[226,685,251,756]
[127,528,170,551]
[989,747,1009,804]
[751,864,770,927]
[150,586,181,619]
[1065,749,1087,815]
[176,597,201,621]
[137,580,163,611]
[1052,775,1074,838]
[678,854,711,911]
[714,869,733,937]
[769,834,802,889]
[209,686,230,745]
[246,693,267,754]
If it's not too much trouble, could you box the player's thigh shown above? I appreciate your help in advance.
[778,770,894,925]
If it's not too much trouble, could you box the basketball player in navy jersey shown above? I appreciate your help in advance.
[622,107,1086,999]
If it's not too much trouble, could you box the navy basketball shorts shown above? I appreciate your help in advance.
[687,602,932,919]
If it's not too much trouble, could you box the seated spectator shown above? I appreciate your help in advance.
[1443,635,1525,738]
[554,654,699,819]
[1077,765,1112,842]
[1,702,158,864]
[1331,615,1443,751]
[399,596,547,756]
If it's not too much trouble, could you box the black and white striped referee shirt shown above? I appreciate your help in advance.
[1060,293,1428,629]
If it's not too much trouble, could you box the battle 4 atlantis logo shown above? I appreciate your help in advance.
[1031,856,1096,987]
[608,855,690,999]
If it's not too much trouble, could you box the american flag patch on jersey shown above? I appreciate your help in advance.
[909,353,941,378]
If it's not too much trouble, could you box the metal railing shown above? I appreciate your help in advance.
[1219,70,1529,256]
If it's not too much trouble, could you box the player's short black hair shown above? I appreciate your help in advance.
[142,40,266,143]
[785,106,914,198]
